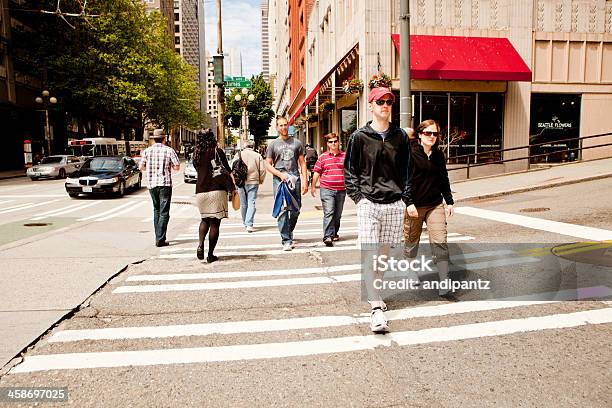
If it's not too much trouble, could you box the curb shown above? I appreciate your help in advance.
[456,173,612,203]
[0,174,26,181]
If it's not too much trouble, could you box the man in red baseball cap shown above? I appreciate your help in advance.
[343,85,412,333]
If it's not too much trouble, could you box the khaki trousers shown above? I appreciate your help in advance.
[403,203,449,262]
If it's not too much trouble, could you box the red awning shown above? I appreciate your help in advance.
[391,34,531,82]
[289,84,320,124]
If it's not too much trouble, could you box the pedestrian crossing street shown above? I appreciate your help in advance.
[0,195,199,223]
[9,210,612,375]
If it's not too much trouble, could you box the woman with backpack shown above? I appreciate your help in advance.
[193,129,235,263]
[232,140,267,232]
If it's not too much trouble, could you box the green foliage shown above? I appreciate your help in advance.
[225,74,274,145]
[15,0,204,137]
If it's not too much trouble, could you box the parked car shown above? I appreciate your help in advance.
[27,155,82,180]
[184,160,197,183]
[65,156,142,198]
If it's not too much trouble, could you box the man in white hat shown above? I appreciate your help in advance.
[139,129,180,247]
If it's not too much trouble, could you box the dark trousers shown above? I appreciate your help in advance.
[149,186,172,242]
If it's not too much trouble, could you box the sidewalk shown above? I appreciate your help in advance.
[452,157,612,202]
[0,170,26,180]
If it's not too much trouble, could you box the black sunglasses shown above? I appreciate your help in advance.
[374,99,394,106]
[421,131,440,137]
[327,139,339,143]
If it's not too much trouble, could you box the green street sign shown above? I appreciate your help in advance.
[224,77,251,89]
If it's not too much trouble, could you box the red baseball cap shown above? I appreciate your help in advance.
[368,87,395,103]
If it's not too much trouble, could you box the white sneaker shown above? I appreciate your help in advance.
[370,308,388,333]
[282,243,293,251]
[246,226,255,233]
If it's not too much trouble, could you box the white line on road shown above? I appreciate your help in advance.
[0,202,32,212]
[114,255,536,293]
[175,227,361,240]
[160,240,359,253]
[30,201,102,220]
[48,286,612,343]
[0,200,59,215]
[14,308,612,373]
[0,199,15,205]
[77,201,141,221]
[95,201,146,221]
[192,218,360,230]
[127,264,363,281]
[160,235,476,257]
[456,206,612,241]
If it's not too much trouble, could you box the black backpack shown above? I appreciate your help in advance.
[232,150,249,188]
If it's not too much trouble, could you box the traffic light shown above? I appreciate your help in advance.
[213,55,224,86]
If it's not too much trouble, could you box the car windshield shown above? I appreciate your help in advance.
[83,158,123,171]
[40,156,63,164]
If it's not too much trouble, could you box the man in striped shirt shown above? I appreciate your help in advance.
[311,132,346,247]
[140,129,180,247]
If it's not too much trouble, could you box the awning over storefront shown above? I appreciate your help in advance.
[289,44,359,124]
[288,84,320,125]
[391,34,531,82]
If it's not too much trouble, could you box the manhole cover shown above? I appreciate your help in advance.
[23,223,51,227]
[519,207,550,213]
[551,242,612,267]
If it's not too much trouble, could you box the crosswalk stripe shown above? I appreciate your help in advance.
[160,235,475,257]
[13,308,612,373]
[0,200,59,215]
[114,255,537,293]
[0,199,15,205]
[30,201,102,220]
[175,227,361,240]
[192,218,360,230]
[456,206,612,241]
[78,201,141,221]
[94,201,146,221]
[0,202,32,212]
[127,264,363,281]
[160,240,359,253]
[47,286,612,343]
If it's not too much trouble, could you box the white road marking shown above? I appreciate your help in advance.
[0,194,66,198]
[48,286,612,343]
[175,227,361,240]
[95,201,146,221]
[78,201,141,221]
[14,308,612,372]
[456,206,612,241]
[192,218,360,230]
[0,199,15,205]
[0,202,32,212]
[160,240,359,253]
[114,255,536,293]
[160,235,476,257]
[127,264,363,281]
[30,201,102,220]
[0,200,59,215]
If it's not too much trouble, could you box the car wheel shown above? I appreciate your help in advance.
[68,193,79,198]
[58,169,66,179]
[30,177,38,181]
[117,181,125,197]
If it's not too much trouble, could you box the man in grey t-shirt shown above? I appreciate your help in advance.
[265,117,308,250]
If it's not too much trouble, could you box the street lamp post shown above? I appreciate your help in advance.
[35,90,57,156]
[234,87,255,148]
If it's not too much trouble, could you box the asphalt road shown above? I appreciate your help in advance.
[0,173,610,407]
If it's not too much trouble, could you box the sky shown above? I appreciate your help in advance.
[204,0,262,78]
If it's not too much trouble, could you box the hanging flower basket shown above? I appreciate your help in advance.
[342,77,364,94]
[368,73,392,89]
[306,113,318,123]
[293,116,306,126]
[320,101,335,112]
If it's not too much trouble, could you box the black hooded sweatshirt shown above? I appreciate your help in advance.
[406,138,454,207]
[343,121,412,204]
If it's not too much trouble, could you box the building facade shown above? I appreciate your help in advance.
[144,0,175,44]
[294,0,612,176]
[261,1,270,82]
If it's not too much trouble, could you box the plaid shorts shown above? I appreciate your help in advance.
[357,198,406,245]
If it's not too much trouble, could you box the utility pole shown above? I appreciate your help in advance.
[216,0,225,148]
[399,0,412,128]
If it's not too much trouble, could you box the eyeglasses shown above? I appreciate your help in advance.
[327,140,339,144]
[374,99,394,106]
[421,131,440,137]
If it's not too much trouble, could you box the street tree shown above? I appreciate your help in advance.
[225,74,274,146]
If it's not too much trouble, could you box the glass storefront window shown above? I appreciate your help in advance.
[530,94,581,163]
[449,94,476,163]
[339,108,357,151]
[477,93,504,163]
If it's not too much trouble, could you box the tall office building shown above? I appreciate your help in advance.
[261,1,270,82]
[205,53,218,119]
[143,0,174,44]
[224,48,243,78]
